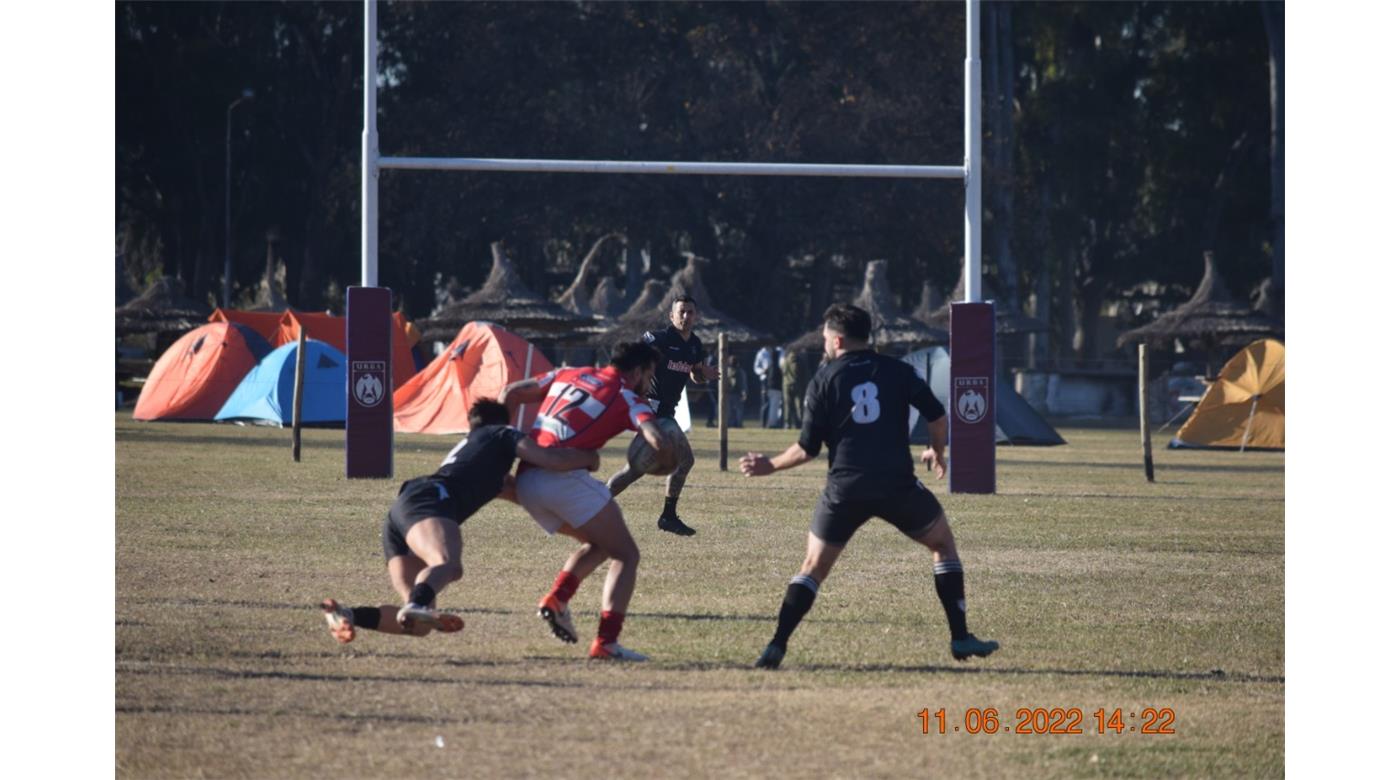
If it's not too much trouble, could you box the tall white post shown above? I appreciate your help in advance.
[362,0,379,288]
[964,0,982,303]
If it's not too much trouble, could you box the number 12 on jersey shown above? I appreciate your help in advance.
[542,384,589,419]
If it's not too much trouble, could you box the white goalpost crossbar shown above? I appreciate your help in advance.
[380,156,965,179]
[362,0,982,298]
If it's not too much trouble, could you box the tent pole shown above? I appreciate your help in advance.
[718,333,728,472]
[517,343,534,429]
[1240,395,1260,452]
[1138,343,1154,482]
[292,326,307,462]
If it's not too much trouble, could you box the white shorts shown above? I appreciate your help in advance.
[515,467,612,535]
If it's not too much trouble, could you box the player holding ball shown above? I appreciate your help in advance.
[607,294,720,537]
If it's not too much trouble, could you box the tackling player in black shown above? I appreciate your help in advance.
[321,399,600,643]
[740,303,999,669]
[607,294,721,536]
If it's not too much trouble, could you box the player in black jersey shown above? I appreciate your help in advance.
[607,294,720,537]
[320,399,600,643]
[740,303,999,669]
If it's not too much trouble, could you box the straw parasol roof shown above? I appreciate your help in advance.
[918,265,1047,336]
[116,276,211,337]
[912,280,944,322]
[788,260,947,353]
[553,233,625,317]
[590,278,626,317]
[417,242,595,343]
[590,254,773,348]
[1116,251,1282,349]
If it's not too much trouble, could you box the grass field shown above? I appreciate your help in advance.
[115,413,1283,778]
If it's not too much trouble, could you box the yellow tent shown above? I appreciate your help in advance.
[1172,338,1284,450]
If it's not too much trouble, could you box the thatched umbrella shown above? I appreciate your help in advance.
[918,265,1046,336]
[592,255,773,348]
[417,242,594,343]
[116,276,211,337]
[1117,251,1282,350]
[912,280,944,323]
[787,260,947,353]
[590,278,626,317]
[550,234,627,360]
[553,233,625,318]
[587,279,671,347]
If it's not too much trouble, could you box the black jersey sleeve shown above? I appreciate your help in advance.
[499,426,526,456]
[908,363,946,422]
[797,369,827,457]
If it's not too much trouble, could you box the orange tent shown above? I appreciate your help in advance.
[133,322,273,421]
[276,311,346,351]
[393,322,552,434]
[209,308,283,343]
[209,308,419,390]
[1172,338,1284,450]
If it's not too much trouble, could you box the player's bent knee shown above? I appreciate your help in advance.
[916,514,956,552]
[615,542,641,567]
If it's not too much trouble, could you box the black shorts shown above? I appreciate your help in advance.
[380,477,456,560]
[810,481,944,546]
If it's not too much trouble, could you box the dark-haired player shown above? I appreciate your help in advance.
[498,341,672,661]
[740,303,999,669]
[607,294,720,536]
[321,399,600,643]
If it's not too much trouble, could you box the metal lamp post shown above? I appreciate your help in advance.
[223,88,255,308]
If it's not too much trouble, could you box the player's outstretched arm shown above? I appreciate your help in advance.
[516,438,601,472]
[739,442,813,477]
[498,378,546,410]
[691,363,720,383]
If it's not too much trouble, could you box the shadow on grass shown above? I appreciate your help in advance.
[118,426,349,451]
[119,663,593,689]
[124,597,514,616]
[999,490,1283,503]
[116,703,508,726]
[1000,459,1283,475]
[790,662,1283,685]
[124,598,787,625]
[631,610,773,622]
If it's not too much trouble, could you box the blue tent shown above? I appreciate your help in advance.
[215,339,347,426]
[902,346,1065,446]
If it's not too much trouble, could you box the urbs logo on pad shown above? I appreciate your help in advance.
[954,376,989,424]
[351,360,387,407]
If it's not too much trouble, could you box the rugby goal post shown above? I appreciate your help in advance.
[351,0,996,493]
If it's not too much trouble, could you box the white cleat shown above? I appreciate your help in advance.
[588,639,649,662]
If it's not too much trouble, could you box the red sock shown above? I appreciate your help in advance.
[597,611,626,644]
[550,571,580,604]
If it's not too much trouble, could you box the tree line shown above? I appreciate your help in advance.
[117,1,1281,365]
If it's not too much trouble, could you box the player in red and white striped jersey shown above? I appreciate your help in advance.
[499,341,672,661]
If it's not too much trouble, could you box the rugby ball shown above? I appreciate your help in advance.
[627,419,682,475]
